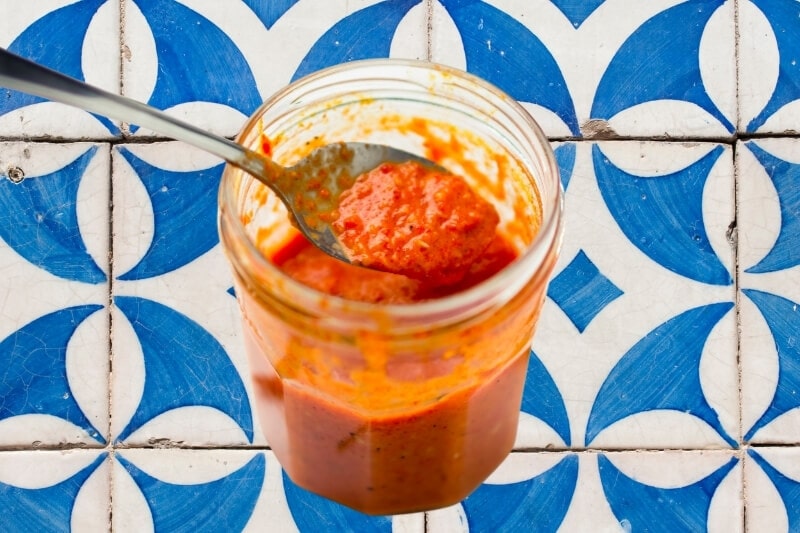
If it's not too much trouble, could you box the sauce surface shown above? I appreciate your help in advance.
[331,161,501,286]
[277,233,421,304]
[277,231,517,303]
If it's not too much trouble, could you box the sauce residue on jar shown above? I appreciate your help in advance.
[237,110,547,515]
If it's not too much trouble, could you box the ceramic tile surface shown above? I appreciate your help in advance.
[1,0,798,531]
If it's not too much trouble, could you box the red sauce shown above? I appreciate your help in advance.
[277,233,421,304]
[276,231,517,302]
[244,161,528,514]
[236,115,551,514]
[332,161,500,286]
[245,323,529,515]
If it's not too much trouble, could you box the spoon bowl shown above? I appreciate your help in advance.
[0,48,441,262]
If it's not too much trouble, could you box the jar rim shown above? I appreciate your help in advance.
[219,58,564,321]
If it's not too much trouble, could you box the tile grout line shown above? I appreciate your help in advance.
[104,2,128,531]
[732,140,747,532]
[424,3,432,530]
[732,2,748,532]
[425,0,433,63]
[2,443,782,453]
[105,136,116,533]
[733,0,743,137]
[5,132,800,145]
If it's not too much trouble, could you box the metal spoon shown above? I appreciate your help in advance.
[0,48,438,263]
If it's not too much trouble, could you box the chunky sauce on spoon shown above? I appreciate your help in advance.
[331,161,501,285]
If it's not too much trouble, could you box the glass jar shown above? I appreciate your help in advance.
[218,60,563,515]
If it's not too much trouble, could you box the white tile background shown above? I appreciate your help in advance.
[0,0,799,531]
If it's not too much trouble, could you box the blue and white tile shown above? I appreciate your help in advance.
[738,138,800,445]
[0,141,110,446]
[112,449,425,533]
[588,451,743,532]
[430,0,737,138]
[745,447,800,532]
[4,0,800,530]
[428,450,741,532]
[0,450,110,532]
[110,141,256,447]
[518,141,738,450]
[427,452,580,532]
[121,0,427,138]
[112,449,269,533]
[738,0,800,134]
[0,0,121,139]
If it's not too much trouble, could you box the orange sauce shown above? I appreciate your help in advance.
[244,322,529,514]
[239,160,530,514]
[275,231,517,303]
[235,109,550,514]
[331,161,501,286]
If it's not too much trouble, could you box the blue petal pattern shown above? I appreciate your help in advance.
[554,143,577,191]
[0,0,117,133]
[591,0,734,133]
[747,0,800,131]
[550,0,606,28]
[0,305,105,443]
[522,351,572,446]
[748,450,800,531]
[440,0,580,135]
[282,472,392,532]
[244,0,299,29]
[131,0,262,119]
[594,144,733,286]
[0,453,106,533]
[462,455,578,533]
[0,146,106,284]
[547,249,624,333]
[598,454,738,533]
[115,148,223,280]
[742,142,800,273]
[117,453,265,532]
[0,1,787,529]
[292,0,422,81]
[114,296,253,443]
[742,290,800,441]
[586,302,736,446]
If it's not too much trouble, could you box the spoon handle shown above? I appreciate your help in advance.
[0,48,274,183]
